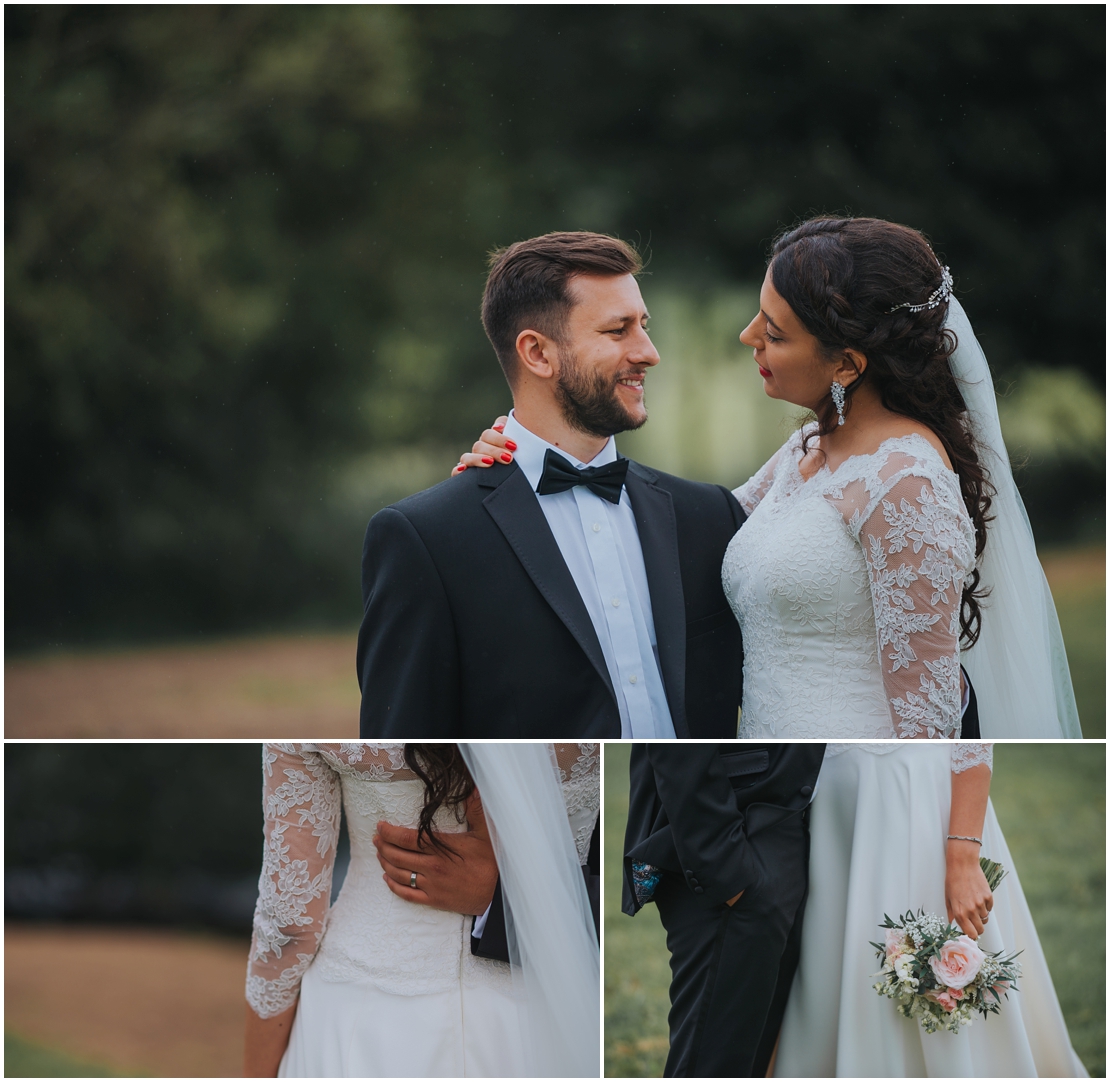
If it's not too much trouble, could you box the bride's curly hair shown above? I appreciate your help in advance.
[769,215,992,646]
[403,744,476,854]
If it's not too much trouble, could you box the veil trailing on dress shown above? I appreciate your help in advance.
[460,744,600,1077]
[946,296,1082,738]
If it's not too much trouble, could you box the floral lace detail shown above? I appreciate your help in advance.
[724,428,976,740]
[555,743,601,864]
[732,448,783,515]
[246,743,598,1017]
[951,743,994,773]
[247,746,342,1018]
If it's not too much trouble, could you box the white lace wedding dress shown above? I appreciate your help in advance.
[774,744,1087,1077]
[245,742,599,1077]
[725,426,976,739]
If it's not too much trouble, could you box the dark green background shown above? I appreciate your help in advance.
[7,6,1104,648]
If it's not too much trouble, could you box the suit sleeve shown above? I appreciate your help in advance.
[357,507,461,737]
[646,744,762,906]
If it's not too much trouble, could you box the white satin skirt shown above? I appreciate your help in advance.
[774,743,1087,1078]
[278,959,527,1077]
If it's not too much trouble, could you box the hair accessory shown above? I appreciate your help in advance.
[830,380,846,425]
[888,264,953,314]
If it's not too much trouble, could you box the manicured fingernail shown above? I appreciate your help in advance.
[504,440,517,451]
[493,424,505,433]
[482,456,494,465]
[500,453,512,463]
[457,464,467,471]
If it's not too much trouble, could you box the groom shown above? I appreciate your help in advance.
[622,744,827,1077]
[357,231,745,738]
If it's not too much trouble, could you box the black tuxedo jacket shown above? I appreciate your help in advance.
[472,820,600,961]
[622,744,827,916]
[357,458,746,738]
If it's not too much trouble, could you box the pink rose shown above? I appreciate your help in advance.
[936,991,958,1012]
[929,935,985,990]
[986,979,1011,1003]
[885,928,910,961]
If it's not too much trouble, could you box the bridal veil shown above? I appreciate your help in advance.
[946,296,1082,737]
[460,744,600,1077]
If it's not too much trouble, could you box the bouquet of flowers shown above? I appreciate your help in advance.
[871,858,1022,1034]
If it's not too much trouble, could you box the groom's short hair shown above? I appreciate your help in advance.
[481,231,642,384]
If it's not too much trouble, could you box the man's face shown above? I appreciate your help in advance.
[553,273,660,438]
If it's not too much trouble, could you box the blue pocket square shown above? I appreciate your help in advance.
[632,861,663,906]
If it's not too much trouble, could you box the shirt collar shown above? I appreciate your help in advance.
[502,411,617,493]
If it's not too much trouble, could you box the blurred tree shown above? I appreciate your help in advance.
[5,743,261,874]
[6,5,1103,646]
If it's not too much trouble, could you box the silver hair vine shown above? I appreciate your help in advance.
[887,264,953,314]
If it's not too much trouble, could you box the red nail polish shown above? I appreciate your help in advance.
[504,440,518,451]
[500,453,512,463]
[493,424,505,433]
[482,456,494,465]
[458,464,467,471]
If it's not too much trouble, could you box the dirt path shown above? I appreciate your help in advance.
[5,925,248,1077]
[5,633,359,738]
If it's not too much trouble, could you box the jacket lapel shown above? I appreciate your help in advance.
[624,462,690,738]
[480,466,616,703]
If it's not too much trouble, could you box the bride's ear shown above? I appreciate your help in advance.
[834,348,867,388]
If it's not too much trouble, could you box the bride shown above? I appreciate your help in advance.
[458,216,1081,740]
[242,742,599,1077]
[774,741,1087,1077]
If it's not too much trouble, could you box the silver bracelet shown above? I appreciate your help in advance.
[947,834,983,845]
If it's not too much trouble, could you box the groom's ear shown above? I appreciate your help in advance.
[515,328,559,381]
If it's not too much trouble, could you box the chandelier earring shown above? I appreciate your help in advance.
[830,380,846,426]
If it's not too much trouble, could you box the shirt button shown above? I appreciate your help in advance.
[629,674,638,685]
[800,785,813,797]
[592,522,601,533]
[611,597,620,608]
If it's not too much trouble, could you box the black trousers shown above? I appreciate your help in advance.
[655,805,811,1078]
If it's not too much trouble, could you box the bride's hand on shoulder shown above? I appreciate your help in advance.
[944,839,993,939]
[451,415,514,476]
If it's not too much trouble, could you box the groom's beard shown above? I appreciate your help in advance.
[554,349,648,439]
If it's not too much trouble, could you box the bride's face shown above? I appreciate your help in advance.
[739,267,848,411]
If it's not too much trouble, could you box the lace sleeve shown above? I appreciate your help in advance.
[246,744,342,1018]
[554,743,600,865]
[853,461,977,739]
[951,743,993,773]
[732,447,784,515]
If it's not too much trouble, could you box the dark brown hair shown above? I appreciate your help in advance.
[769,216,992,646]
[403,744,475,854]
[481,231,642,385]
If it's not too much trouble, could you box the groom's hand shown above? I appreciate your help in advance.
[373,791,498,915]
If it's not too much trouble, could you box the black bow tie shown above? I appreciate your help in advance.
[536,448,629,504]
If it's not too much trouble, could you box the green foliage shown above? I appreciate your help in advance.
[6,7,1104,644]
[5,743,261,875]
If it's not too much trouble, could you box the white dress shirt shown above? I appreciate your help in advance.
[502,412,676,739]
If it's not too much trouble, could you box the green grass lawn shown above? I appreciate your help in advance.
[5,1033,119,1077]
[604,743,1105,1077]
[1051,570,1105,739]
